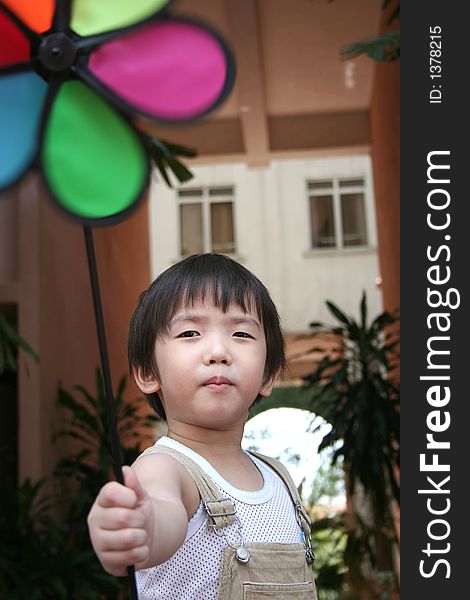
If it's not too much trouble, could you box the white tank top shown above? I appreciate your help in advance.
[135,436,303,600]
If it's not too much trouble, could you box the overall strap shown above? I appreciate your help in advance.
[140,444,237,529]
[247,450,315,564]
[247,451,309,518]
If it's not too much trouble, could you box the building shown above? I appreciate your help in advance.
[150,154,381,333]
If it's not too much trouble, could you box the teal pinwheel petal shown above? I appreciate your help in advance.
[0,71,48,188]
[42,80,148,223]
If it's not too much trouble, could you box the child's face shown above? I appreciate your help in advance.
[136,299,275,431]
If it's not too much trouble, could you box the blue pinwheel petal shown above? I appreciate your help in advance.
[0,71,48,189]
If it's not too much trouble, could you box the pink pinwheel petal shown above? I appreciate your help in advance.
[88,20,229,121]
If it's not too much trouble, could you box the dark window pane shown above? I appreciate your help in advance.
[178,188,203,198]
[307,180,333,192]
[310,195,335,248]
[180,203,203,255]
[339,178,364,188]
[209,187,233,197]
[211,202,235,253]
[341,193,367,246]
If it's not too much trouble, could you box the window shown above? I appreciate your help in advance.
[307,178,368,249]
[178,186,236,256]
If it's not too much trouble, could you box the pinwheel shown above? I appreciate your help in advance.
[0,0,235,596]
[0,0,235,223]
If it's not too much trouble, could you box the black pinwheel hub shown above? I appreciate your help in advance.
[38,33,77,72]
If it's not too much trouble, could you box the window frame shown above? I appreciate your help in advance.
[177,186,236,256]
[307,177,369,251]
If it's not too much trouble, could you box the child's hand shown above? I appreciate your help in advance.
[87,466,155,576]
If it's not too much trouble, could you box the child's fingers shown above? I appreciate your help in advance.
[96,468,147,510]
[98,546,150,577]
[98,506,146,530]
[122,465,148,503]
[97,481,136,509]
[99,528,149,552]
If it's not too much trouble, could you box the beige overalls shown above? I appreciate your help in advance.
[148,445,318,600]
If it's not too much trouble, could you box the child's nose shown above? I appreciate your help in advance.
[203,339,232,365]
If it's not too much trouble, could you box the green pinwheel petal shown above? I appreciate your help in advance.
[42,81,147,221]
[70,0,169,36]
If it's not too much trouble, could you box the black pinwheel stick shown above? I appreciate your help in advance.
[83,225,139,600]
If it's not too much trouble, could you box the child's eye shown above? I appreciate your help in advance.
[233,331,254,339]
[177,330,200,338]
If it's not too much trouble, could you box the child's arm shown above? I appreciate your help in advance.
[87,455,199,576]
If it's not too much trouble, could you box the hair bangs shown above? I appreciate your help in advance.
[166,264,262,324]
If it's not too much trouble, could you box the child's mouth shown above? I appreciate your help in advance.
[203,376,233,391]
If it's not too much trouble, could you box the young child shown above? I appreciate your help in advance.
[87,253,316,599]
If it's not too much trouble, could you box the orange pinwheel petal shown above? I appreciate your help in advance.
[2,0,54,34]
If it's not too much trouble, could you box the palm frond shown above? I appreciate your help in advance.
[144,136,197,188]
[341,31,400,62]
[0,311,39,374]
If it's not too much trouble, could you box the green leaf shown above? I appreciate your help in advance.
[309,320,327,328]
[145,137,197,188]
[369,310,396,333]
[0,311,39,374]
[360,290,367,329]
[341,31,400,62]
[382,0,400,24]
[165,154,194,183]
[156,138,198,159]
[153,152,174,188]
[325,300,351,326]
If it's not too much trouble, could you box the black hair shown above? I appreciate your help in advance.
[128,253,286,419]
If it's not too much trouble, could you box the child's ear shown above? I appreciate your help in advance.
[133,367,161,394]
[259,370,281,398]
